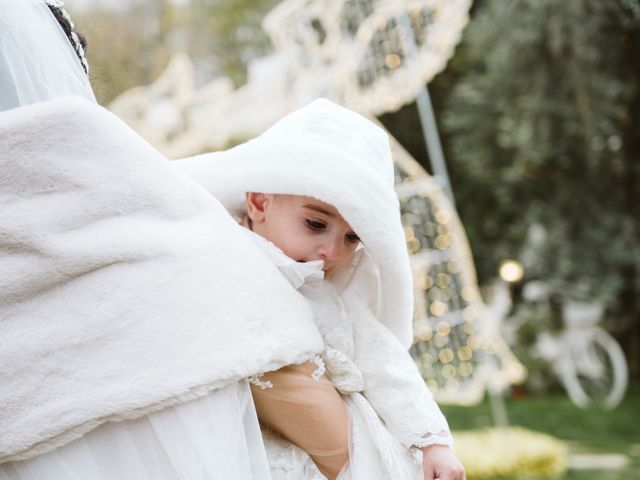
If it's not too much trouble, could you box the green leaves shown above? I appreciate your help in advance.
[434,0,640,327]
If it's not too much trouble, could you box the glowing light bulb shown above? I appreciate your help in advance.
[499,260,524,283]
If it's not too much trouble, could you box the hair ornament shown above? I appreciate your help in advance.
[44,0,64,8]
[44,0,89,74]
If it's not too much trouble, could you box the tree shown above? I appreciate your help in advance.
[187,0,280,86]
[72,0,177,104]
[71,0,280,104]
[431,0,640,374]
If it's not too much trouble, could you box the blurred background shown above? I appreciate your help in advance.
[68,0,639,478]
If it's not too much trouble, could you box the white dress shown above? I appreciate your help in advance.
[247,231,453,480]
[0,381,271,480]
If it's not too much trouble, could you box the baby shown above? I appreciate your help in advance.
[177,99,465,480]
[245,192,464,480]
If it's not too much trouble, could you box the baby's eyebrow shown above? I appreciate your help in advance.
[302,204,336,217]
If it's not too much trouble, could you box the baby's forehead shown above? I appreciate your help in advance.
[273,194,336,211]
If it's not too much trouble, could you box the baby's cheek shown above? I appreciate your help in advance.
[333,256,352,274]
[280,241,309,262]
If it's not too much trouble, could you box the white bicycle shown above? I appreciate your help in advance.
[533,299,628,409]
[497,280,629,409]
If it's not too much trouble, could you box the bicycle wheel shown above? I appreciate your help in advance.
[562,328,628,409]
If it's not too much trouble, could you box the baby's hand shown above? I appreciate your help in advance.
[421,444,465,480]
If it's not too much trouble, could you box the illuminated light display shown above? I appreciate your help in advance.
[110,0,525,405]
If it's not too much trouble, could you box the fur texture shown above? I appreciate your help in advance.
[0,98,324,462]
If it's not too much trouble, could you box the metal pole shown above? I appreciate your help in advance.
[488,384,509,427]
[396,14,456,207]
[415,86,455,207]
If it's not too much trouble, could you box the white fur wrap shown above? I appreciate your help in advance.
[0,98,324,462]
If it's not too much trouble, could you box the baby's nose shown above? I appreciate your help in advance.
[319,238,342,260]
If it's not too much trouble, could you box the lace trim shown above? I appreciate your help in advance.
[411,430,454,448]
[262,428,325,480]
[310,355,326,380]
[248,374,273,390]
[322,347,364,394]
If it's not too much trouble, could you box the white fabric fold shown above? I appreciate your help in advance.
[0,382,271,480]
[242,228,325,288]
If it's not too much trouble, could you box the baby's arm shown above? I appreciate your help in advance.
[353,311,465,480]
[250,361,349,480]
[354,309,452,447]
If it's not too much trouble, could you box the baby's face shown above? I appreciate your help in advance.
[247,193,360,278]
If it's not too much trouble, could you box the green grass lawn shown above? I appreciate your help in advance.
[440,383,640,479]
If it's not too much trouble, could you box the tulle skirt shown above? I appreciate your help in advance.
[0,381,271,480]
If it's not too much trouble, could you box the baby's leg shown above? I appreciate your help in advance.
[251,362,349,480]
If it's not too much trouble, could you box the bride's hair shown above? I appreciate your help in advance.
[0,0,96,109]
[46,3,89,74]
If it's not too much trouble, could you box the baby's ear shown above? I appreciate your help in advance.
[246,192,269,223]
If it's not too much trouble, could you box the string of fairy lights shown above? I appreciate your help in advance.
[391,138,525,404]
[264,0,473,115]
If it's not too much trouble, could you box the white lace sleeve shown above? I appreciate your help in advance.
[353,309,453,449]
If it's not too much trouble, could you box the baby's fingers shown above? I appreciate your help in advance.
[435,465,466,480]
[421,444,466,480]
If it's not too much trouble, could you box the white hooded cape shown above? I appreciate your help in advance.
[175,98,414,349]
[0,97,324,462]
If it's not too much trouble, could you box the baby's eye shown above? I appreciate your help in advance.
[305,219,326,231]
[346,233,360,244]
